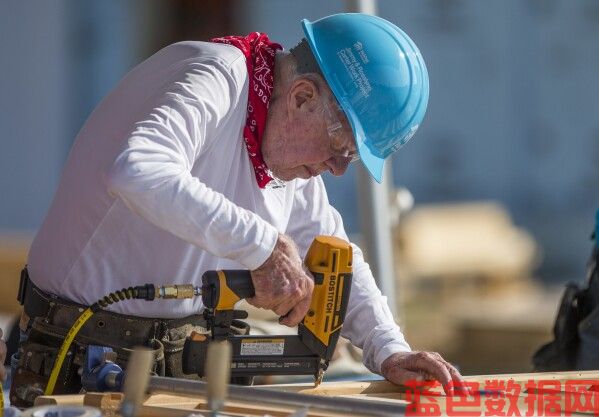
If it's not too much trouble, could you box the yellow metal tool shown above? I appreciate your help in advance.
[183,235,353,386]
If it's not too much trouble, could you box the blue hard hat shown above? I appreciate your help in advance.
[302,13,429,182]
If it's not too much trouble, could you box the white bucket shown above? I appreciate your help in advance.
[3,406,22,417]
[20,406,101,417]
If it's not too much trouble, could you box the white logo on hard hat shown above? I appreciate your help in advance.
[337,48,372,98]
[353,41,369,64]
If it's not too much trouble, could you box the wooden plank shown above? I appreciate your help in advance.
[142,393,363,417]
[264,379,402,396]
[466,370,599,385]
[135,405,194,417]
[34,394,85,406]
[84,392,123,415]
[37,371,599,417]
[143,393,201,409]
[264,370,599,396]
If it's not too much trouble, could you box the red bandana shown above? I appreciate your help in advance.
[211,33,283,188]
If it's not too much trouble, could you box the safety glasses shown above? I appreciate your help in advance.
[320,98,360,163]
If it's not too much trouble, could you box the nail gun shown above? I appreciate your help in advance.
[182,235,353,386]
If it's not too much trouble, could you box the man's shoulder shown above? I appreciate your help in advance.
[150,41,248,92]
[162,41,246,69]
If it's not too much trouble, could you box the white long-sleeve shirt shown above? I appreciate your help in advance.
[27,41,410,373]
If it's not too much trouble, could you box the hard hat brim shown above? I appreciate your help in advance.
[302,18,385,183]
[356,139,385,183]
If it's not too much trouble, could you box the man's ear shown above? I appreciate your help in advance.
[288,77,320,115]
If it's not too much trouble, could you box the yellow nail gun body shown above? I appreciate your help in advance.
[183,236,353,385]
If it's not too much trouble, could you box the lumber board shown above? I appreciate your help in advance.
[85,392,123,415]
[263,379,402,396]
[35,392,363,417]
[35,370,599,417]
[142,393,201,409]
[34,394,85,406]
[143,392,374,417]
[467,370,599,384]
[264,370,599,396]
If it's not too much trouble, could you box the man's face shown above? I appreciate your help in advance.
[265,80,358,182]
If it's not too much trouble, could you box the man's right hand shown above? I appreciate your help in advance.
[248,234,314,327]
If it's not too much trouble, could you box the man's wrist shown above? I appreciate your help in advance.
[239,224,279,270]
[375,343,412,375]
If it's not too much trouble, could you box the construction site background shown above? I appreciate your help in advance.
[1,0,598,379]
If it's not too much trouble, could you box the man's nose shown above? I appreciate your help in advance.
[326,156,350,176]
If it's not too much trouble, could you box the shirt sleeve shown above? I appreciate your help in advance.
[285,177,411,374]
[106,58,278,270]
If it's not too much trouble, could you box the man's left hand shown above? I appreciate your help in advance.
[381,351,465,395]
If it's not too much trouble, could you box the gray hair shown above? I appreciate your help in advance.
[289,39,325,78]
[289,38,340,109]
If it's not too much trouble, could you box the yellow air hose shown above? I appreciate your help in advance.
[44,284,199,395]
[44,307,95,395]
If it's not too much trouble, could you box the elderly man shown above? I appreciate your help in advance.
[12,13,462,406]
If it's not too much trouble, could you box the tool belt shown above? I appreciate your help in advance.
[10,268,249,408]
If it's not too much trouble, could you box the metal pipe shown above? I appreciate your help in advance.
[356,164,397,316]
[345,0,377,15]
[148,376,405,417]
[344,0,398,316]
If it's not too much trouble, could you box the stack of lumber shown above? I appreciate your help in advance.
[393,202,555,375]
[394,202,538,296]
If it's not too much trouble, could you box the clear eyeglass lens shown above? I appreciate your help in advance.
[322,98,359,163]
[328,128,360,163]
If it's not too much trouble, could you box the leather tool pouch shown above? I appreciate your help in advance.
[10,318,82,408]
[161,323,206,379]
[10,317,165,408]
